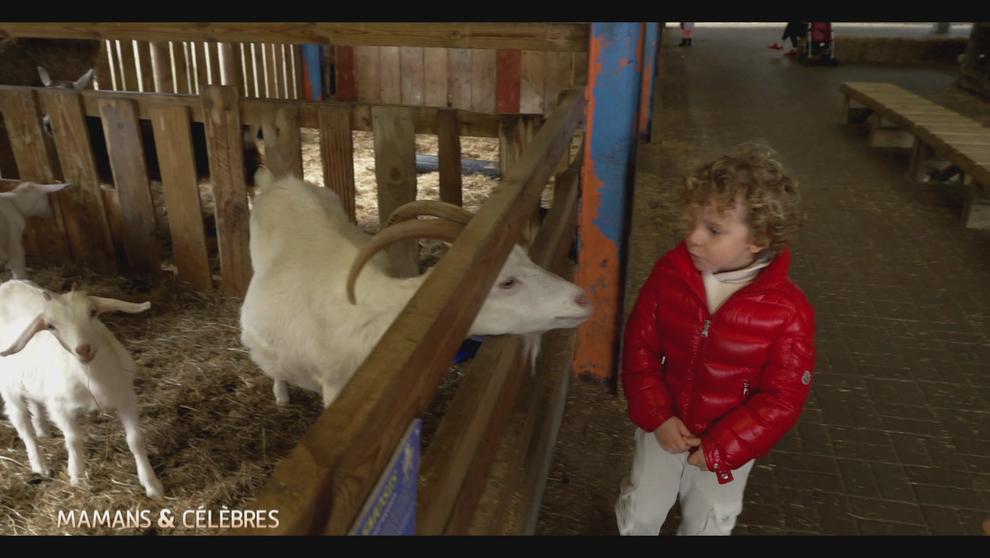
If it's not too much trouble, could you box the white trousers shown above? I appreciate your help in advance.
[615,427,755,536]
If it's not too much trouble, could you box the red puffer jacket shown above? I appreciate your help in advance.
[622,242,815,484]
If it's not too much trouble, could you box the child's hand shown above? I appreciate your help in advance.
[653,417,701,453]
[687,442,708,470]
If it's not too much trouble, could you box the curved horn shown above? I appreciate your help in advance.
[384,200,474,228]
[347,219,466,305]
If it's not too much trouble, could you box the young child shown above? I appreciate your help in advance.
[678,22,695,47]
[615,145,815,536]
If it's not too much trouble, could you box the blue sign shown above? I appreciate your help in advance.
[350,419,421,536]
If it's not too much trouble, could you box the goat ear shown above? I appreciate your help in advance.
[0,315,48,357]
[74,69,94,90]
[37,66,52,87]
[91,297,150,315]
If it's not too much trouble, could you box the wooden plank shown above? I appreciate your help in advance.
[271,43,285,99]
[318,104,356,222]
[379,46,401,105]
[242,89,584,536]
[116,39,139,91]
[354,46,381,103]
[97,98,161,274]
[208,41,222,88]
[37,89,116,274]
[495,49,521,114]
[238,43,255,98]
[135,41,153,92]
[202,85,252,297]
[519,50,546,114]
[193,42,210,94]
[471,50,496,114]
[149,41,171,93]
[0,118,17,179]
[400,47,425,106]
[447,48,472,110]
[0,89,70,262]
[419,335,528,534]
[544,51,572,113]
[334,45,357,102]
[371,105,418,277]
[260,102,303,179]
[291,44,305,100]
[94,40,115,91]
[437,108,462,206]
[149,104,212,290]
[0,23,589,52]
[499,114,540,176]
[219,42,244,98]
[423,48,447,108]
[171,42,191,95]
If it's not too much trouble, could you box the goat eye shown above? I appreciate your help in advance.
[47,324,56,331]
[498,278,517,289]
[89,308,98,317]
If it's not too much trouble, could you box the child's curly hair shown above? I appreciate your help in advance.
[677,144,804,253]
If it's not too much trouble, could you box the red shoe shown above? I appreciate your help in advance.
[784,49,798,57]
[769,42,783,50]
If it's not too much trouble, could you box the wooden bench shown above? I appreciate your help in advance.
[840,81,990,229]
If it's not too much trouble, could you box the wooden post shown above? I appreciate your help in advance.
[572,22,645,383]
[202,85,252,297]
[495,49,522,114]
[0,89,70,263]
[194,42,210,94]
[371,105,418,277]
[318,104,356,222]
[98,98,161,274]
[149,104,212,290]
[355,46,381,103]
[437,109,462,206]
[260,103,303,179]
[38,89,116,274]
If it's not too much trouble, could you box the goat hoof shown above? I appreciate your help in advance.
[145,479,164,499]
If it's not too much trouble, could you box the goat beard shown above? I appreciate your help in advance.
[522,333,543,375]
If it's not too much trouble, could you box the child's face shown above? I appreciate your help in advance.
[685,198,766,274]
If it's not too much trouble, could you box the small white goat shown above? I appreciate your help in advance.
[0,280,163,498]
[0,182,73,279]
[240,170,592,408]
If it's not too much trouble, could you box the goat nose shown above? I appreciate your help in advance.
[75,344,92,358]
[575,294,590,307]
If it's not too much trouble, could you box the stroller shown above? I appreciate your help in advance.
[800,22,837,66]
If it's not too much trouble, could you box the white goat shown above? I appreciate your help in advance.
[0,182,72,279]
[0,280,163,498]
[240,170,592,408]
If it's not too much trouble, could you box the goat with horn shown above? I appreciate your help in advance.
[240,169,592,408]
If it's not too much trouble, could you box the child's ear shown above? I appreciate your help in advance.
[748,237,770,254]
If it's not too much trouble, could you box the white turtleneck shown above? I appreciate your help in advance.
[701,253,773,314]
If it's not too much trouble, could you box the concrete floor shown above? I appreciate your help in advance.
[535,25,990,536]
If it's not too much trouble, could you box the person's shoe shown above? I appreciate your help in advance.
[687,39,693,46]
[769,42,783,49]
[784,49,798,57]
[678,39,688,46]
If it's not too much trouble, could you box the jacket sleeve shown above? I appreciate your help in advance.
[702,305,816,479]
[621,261,676,433]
